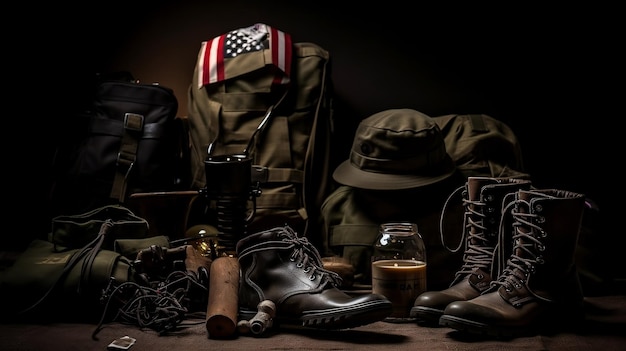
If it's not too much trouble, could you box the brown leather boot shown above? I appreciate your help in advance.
[236,225,392,330]
[439,189,586,338]
[410,177,531,324]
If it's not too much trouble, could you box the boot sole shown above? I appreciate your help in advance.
[409,306,444,326]
[439,303,585,339]
[240,300,392,330]
[439,314,531,339]
[300,300,393,329]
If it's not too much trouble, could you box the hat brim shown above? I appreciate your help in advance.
[332,157,456,190]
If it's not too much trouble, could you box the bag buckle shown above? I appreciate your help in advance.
[252,165,269,184]
[124,112,144,132]
[117,151,135,175]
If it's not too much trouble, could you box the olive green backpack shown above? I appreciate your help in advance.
[186,24,334,241]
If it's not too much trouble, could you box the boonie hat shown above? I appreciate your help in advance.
[333,108,456,190]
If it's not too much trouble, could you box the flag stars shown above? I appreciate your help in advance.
[223,28,266,58]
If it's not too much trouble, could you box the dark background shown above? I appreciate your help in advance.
[8,2,611,252]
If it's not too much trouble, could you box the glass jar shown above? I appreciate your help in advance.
[371,222,426,322]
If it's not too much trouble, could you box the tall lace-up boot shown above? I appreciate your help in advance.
[410,177,531,324]
[439,189,586,338]
[236,225,392,330]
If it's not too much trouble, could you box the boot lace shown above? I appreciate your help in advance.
[491,197,551,305]
[92,269,207,339]
[440,185,496,286]
[280,226,342,287]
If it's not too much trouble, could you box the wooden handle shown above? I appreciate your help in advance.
[205,256,240,339]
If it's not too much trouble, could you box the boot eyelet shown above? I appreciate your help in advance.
[303,267,311,273]
[486,195,494,202]
[537,244,545,252]
[297,262,303,268]
[537,216,546,224]
[477,274,484,279]
[487,207,495,213]
[309,275,316,280]
[539,230,547,238]
[537,257,544,264]
[535,204,543,212]
[514,283,521,289]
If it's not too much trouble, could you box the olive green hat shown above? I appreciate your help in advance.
[333,108,456,190]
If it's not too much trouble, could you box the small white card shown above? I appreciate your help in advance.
[108,335,136,350]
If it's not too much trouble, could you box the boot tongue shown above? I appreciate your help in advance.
[467,177,496,200]
[236,226,293,255]
[465,177,498,242]
[517,189,546,208]
[512,189,544,256]
[517,189,532,202]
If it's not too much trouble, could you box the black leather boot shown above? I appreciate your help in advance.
[236,225,392,330]
[439,189,586,338]
[410,177,531,324]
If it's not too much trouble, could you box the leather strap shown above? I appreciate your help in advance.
[111,112,144,202]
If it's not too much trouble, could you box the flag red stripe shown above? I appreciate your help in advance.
[270,27,292,85]
[197,41,208,88]
[214,35,225,83]
[200,34,226,87]
[284,33,292,80]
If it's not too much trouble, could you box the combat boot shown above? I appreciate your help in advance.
[439,189,586,338]
[410,177,531,324]
[236,225,392,330]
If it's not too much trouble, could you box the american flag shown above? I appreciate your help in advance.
[197,23,292,88]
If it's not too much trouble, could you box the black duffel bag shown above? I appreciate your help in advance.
[49,72,187,217]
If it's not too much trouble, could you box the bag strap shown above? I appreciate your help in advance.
[111,112,145,202]
[302,47,330,218]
